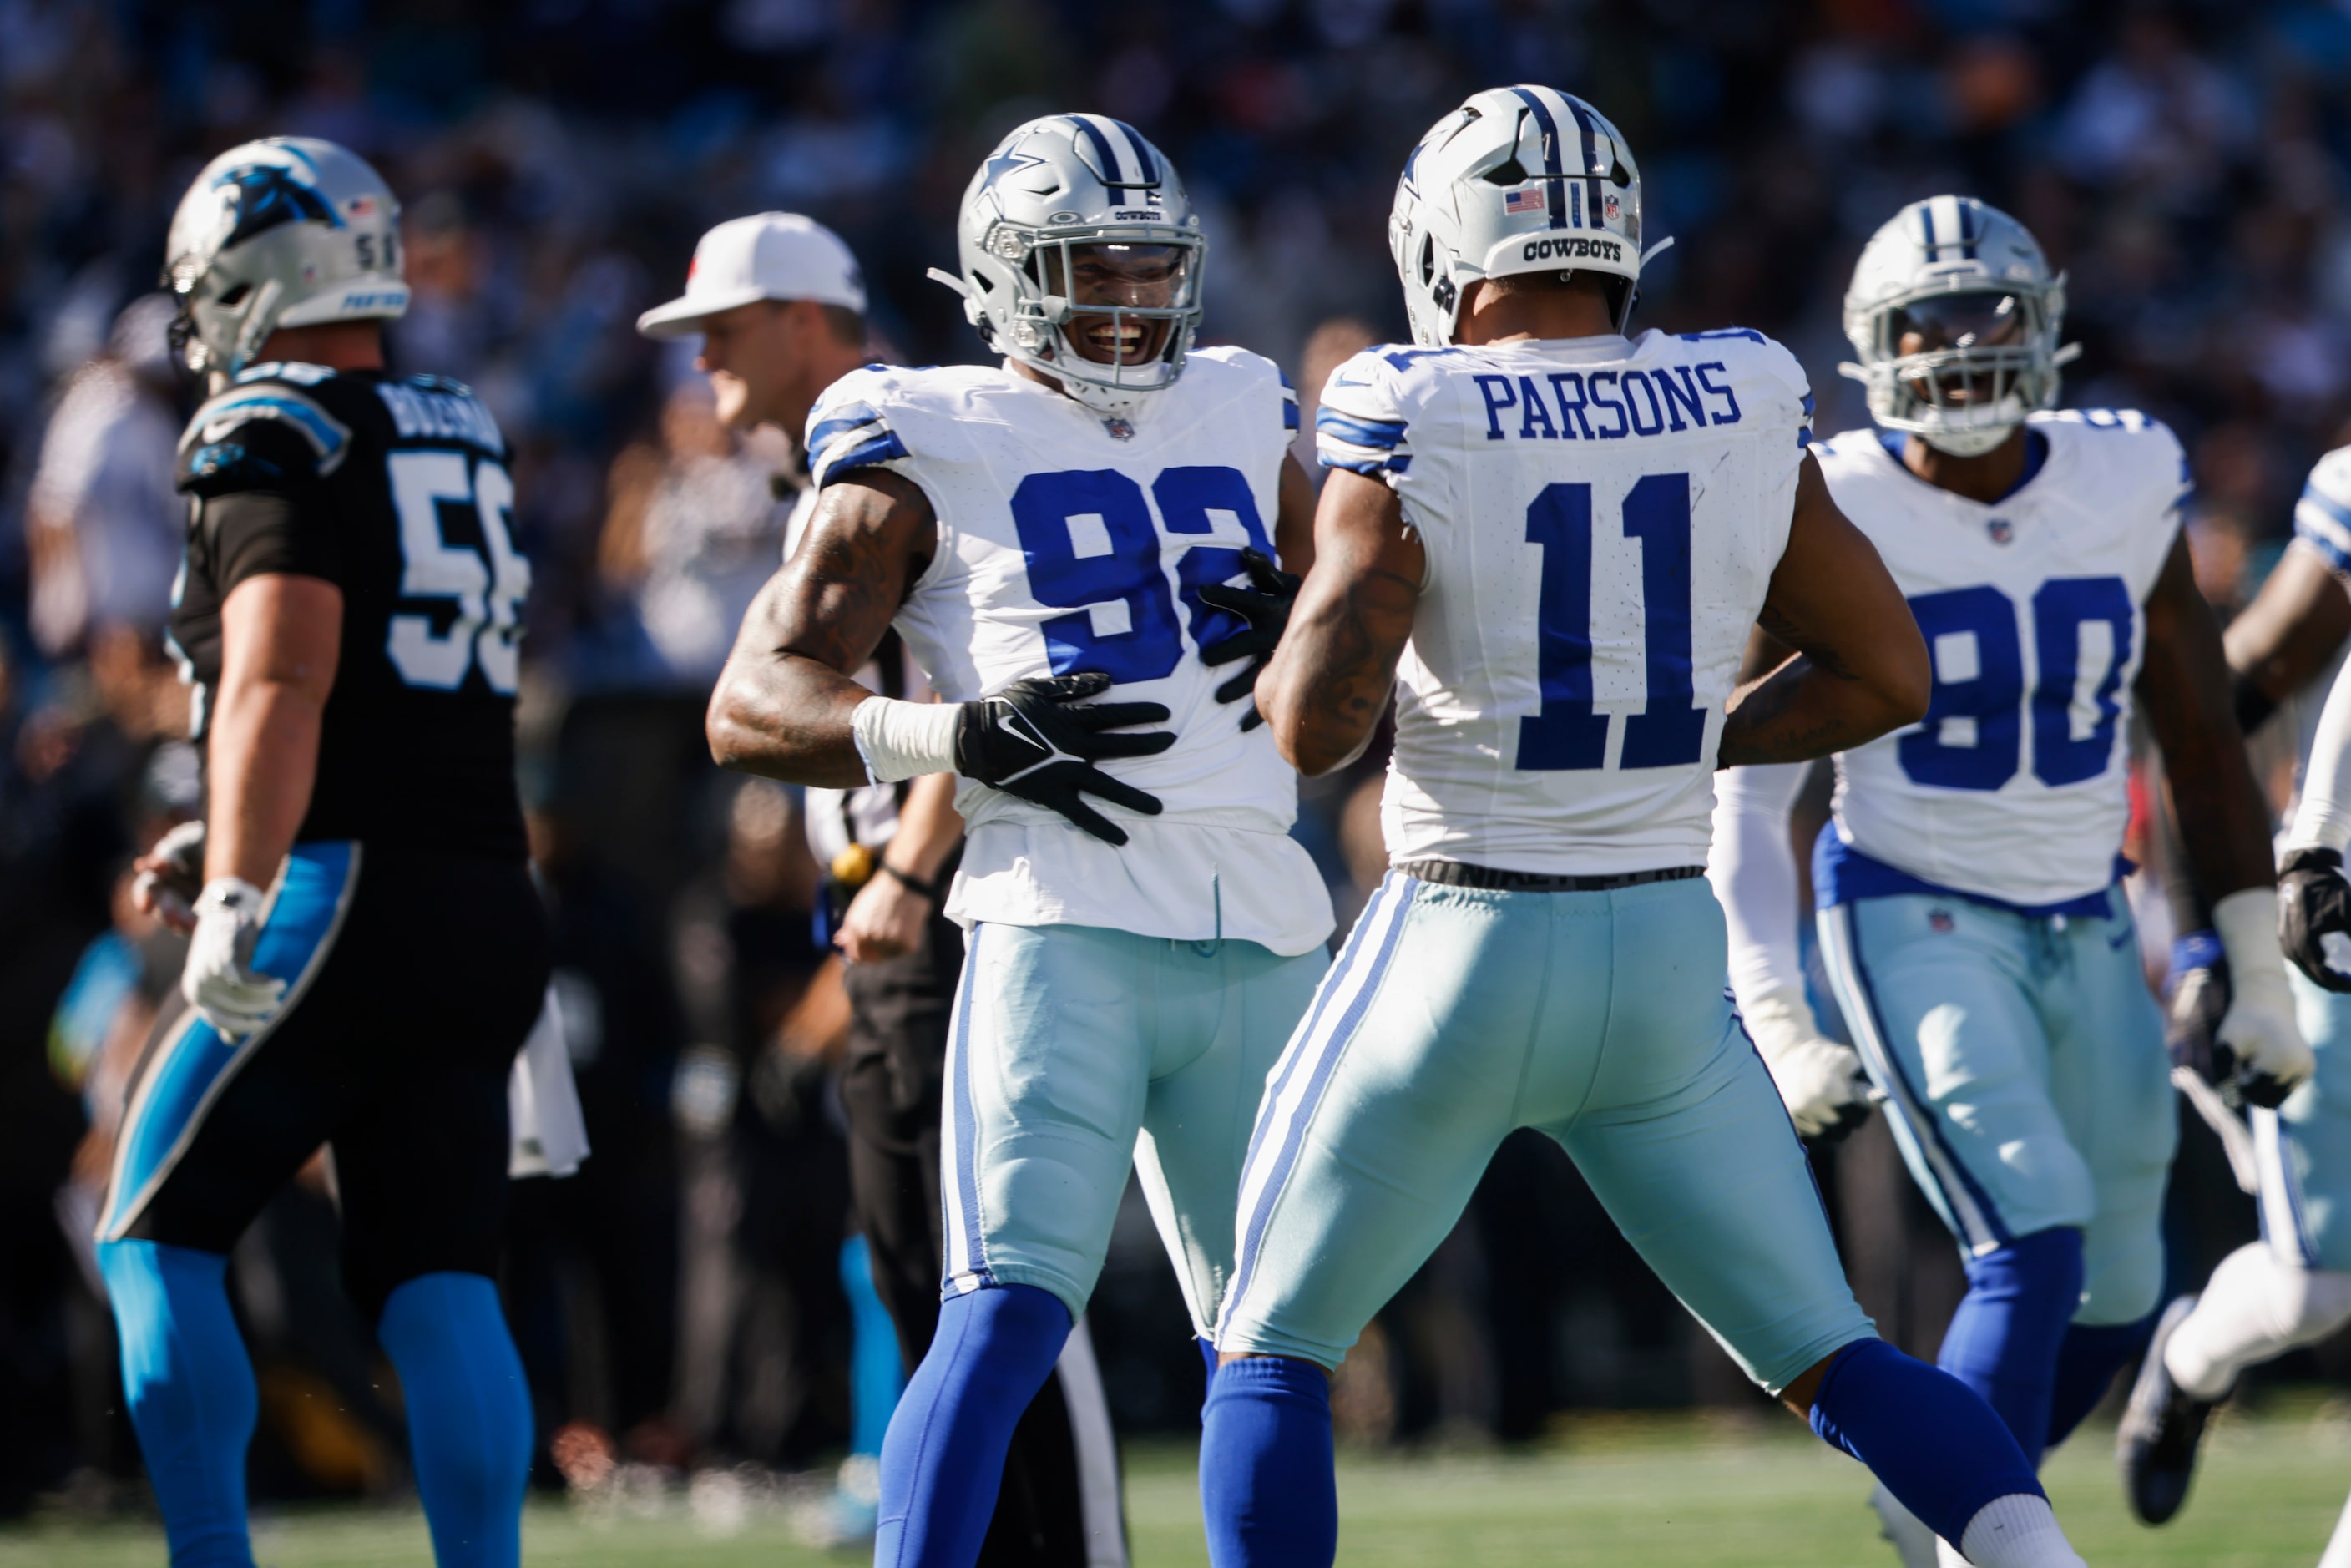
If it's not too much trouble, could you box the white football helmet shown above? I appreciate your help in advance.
[1389,85,1648,346]
[932,114,1203,419]
[163,137,409,382]
[1840,195,2079,458]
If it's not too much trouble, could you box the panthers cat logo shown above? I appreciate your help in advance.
[215,164,341,251]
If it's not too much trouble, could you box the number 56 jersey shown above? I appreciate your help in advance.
[1316,330,1813,875]
[1812,411,2187,908]
[169,362,531,860]
[805,347,1334,957]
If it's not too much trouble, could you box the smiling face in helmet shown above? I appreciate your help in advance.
[1039,242,1191,366]
[1891,289,2028,407]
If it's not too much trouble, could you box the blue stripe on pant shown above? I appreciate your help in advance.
[99,841,361,1242]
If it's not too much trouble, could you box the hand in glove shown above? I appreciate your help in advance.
[133,820,208,933]
[182,878,286,1038]
[2281,847,2351,993]
[2210,887,2315,1110]
[1742,984,1875,1142]
[1196,548,1301,732]
[953,673,1175,846]
[2165,930,2232,1086]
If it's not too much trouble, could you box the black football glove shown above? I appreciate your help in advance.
[1197,547,1301,732]
[2166,931,2235,1096]
[2282,847,2351,994]
[953,673,1175,847]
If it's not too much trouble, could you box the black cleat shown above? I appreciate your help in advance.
[2118,1294,2222,1525]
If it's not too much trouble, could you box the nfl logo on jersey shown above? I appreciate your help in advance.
[1102,416,1136,440]
[1986,517,2014,545]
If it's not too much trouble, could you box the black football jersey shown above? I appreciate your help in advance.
[169,362,529,859]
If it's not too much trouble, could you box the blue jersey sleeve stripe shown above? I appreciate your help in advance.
[813,430,909,487]
[1316,407,1407,448]
[806,404,884,453]
[2296,493,2351,572]
[2301,481,2351,534]
[1283,399,1300,432]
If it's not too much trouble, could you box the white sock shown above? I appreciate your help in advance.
[2318,1484,2351,1568]
[2165,1243,2351,1402]
[1869,1481,1939,1568]
[1951,1493,2084,1568]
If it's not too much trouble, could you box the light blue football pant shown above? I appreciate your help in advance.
[941,922,1327,1336]
[1213,873,1875,1393]
[2262,972,2351,1272]
[1818,892,2174,1324]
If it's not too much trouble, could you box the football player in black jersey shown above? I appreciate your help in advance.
[97,137,548,1568]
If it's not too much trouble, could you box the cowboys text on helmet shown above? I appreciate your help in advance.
[1388,85,1651,347]
[164,137,409,382]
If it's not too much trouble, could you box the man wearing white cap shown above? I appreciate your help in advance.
[639,211,875,445]
[642,215,1128,1565]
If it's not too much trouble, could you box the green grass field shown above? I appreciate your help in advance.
[8,1402,2348,1566]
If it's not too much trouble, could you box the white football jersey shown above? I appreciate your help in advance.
[1816,410,2189,908]
[1316,329,1813,875]
[2280,445,2351,803]
[803,349,1333,956]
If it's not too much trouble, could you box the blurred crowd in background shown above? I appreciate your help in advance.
[8,0,2351,1525]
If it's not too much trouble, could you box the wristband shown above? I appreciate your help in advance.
[2213,887,2289,989]
[851,696,960,783]
[880,861,942,901]
[2169,929,2223,984]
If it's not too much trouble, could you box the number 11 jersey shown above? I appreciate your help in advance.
[1316,330,1813,875]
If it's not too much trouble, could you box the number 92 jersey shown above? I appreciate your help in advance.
[169,362,530,860]
[804,346,1333,956]
[1813,410,2189,908]
[1317,329,1813,875]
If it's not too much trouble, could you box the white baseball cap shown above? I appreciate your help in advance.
[636,212,867,337]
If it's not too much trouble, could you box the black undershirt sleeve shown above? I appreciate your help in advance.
[205,486,345,594]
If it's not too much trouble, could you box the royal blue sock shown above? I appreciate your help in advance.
[97,1239,256,1568]
[1936,1227,2083,1467]
[2045,1311,2156,1451]
[842,1235,906,1459]
[875,1282,1070,1568]
[1810,1338,2045,1545]
[377,1272,532,1568]
[1199,1355,1337,1568]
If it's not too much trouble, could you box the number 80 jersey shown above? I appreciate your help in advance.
[1813,412,2189,908]
[1316,330,1813,875]
[170,362,530,860]
[805,347,1333,957]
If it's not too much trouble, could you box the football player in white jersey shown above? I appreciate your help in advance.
[2111,444,2351,1553]
[1711,195,2308,1563]
[705,114,1333,1568]
[1199,89,2086,1568]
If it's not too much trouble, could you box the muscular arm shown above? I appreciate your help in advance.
[1717,455,1930,766]
[2141,530,2276,903]
[1274,451,1318,576]
[205,574,342,887]
[707,471,938,787]
[2224,541,2351,732]
[1256,468,1423,777]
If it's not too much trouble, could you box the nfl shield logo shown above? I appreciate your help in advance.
[1929,909,1955,933]
[1987,518,2014,545]
[1103,417,1135,441]
[1604,193,1621,222]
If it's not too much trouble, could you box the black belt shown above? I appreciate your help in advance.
[1393,859,1706,893]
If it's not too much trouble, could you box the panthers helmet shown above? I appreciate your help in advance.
[163,137,409,382]
[1390,86,1646,347]
[934,114,1204,418]
[1840,196,2078,458]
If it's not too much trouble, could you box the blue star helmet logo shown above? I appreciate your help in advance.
[215,164,341,251]
[984,148,1048,188]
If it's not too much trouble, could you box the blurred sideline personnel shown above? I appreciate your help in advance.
[1206,89,2086,1568]
[706,114,1332,1568]
[2116,440,2351,1551]
[640,214,1129,1562]
[1713,197,2302,1564]
[100,139,547,1567]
